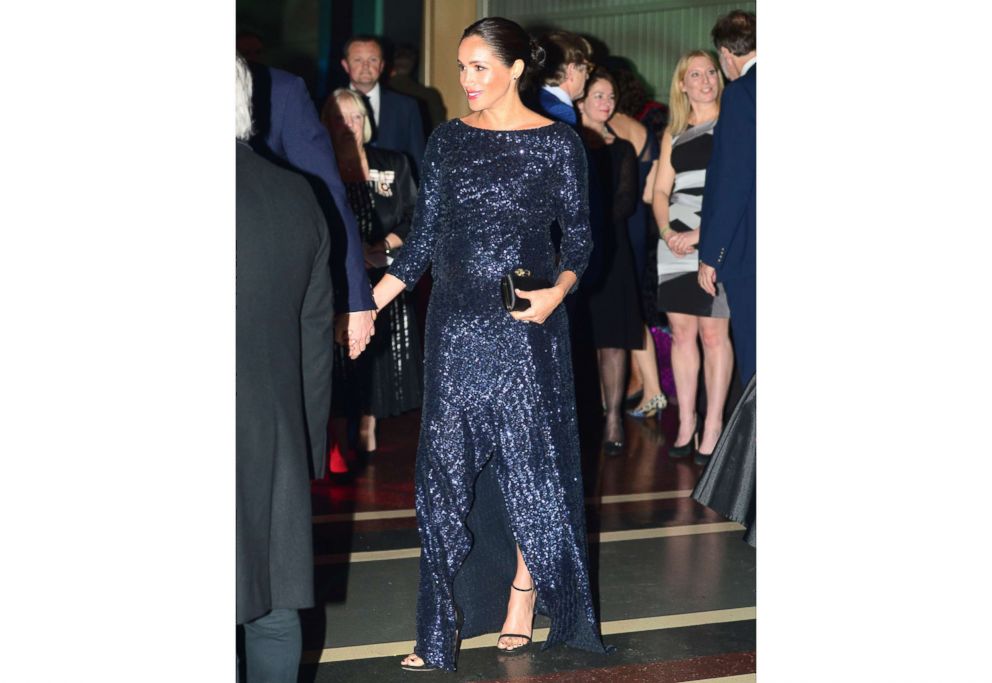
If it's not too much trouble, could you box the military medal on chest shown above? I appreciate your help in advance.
[369,168,395,197]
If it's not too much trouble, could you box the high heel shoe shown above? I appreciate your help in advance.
[627,393,667,419]
[497,584,535,654]
[693,425,722,464]
[602,438,624,455]
[401,607,462,671]
[623,389,643,409]
[669,415,698,459]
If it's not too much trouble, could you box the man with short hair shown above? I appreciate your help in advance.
[698,10,757,385]
[341,35,426,178]
[535,30,593,126]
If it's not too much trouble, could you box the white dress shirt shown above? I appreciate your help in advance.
[351,81,381,126]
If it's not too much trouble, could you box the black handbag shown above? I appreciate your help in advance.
[501,268,552,312]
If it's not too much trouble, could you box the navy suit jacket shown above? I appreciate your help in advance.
[371,87,426,181]
[538,87,577,125]
[698,65,756,282]
[248,65,374,313]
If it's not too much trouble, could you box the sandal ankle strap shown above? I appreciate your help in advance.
[511,583,534,592]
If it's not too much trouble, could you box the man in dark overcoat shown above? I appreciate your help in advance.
[235,55,334,682]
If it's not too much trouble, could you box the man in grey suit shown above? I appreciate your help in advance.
[235,54,334,682]
[341,35,426,178]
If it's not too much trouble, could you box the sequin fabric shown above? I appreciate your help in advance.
[387,119,606,671]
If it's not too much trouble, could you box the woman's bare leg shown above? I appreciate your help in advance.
[697,317,733,454]
[630,326,663,407]
[667,312,701,446]
[497,544,537,650]
[626,351,643,398]
[358,414,376,452]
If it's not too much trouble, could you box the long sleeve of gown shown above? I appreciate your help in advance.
[554,127,593,284]
[387,128,445,290]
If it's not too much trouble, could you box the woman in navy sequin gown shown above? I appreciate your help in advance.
[370,17,607,672]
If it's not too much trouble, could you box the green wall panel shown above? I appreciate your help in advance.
[484,0,756,103]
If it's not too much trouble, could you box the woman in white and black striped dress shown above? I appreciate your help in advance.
[651,50,734,460]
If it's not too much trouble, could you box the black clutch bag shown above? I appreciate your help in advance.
[501,268,552,312]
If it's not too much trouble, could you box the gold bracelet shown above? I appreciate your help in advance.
[660,225,673,240]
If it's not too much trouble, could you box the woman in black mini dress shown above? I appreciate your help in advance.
[651,50,734,459]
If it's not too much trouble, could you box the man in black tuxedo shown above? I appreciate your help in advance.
[341,35,426,179]
[236,55,334,682]
[698,10,757,385]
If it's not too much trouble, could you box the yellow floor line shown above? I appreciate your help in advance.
[313,521,745,565]
[685,676,756,683]
[313,489,695,524]
[302,606,756,664]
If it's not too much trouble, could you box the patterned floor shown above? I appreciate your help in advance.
[299,403,755,682]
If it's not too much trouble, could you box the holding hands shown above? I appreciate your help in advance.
[335,310,377,359]
[664,228,699,257]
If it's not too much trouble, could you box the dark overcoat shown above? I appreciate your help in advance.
[236,141,334,624]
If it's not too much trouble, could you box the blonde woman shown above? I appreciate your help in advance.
[321,89,423,454]
[651,51,733,460]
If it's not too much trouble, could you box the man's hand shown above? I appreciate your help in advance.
[334,310,377,359]
[697,262,717,297]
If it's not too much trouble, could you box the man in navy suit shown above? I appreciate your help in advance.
[535,30,592,126]
[246,62,376,359]
[698,10,757,384]
[341,36,426,179]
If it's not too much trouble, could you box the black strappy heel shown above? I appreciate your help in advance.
[401,606,462,672]
[497,584,535,654]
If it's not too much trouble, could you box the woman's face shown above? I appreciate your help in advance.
[681,55,720,106]
[457,35,518,112]
[578,77,615,125]
[329,95,365,147]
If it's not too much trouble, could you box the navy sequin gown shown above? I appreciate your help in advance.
[387,118,607,671]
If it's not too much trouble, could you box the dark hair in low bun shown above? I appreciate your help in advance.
[461,16,540,91]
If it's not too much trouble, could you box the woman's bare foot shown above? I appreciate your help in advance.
[497,584,536,650]
[400,653,427,669]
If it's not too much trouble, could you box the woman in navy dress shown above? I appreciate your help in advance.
[370,17,607,672]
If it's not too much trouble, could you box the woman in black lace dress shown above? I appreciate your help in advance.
[577,71,646,452]
[322,89,422,453]
[370,17,607,673]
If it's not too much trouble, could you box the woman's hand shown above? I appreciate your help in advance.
[667,229,700,257]
[510,285,566,325]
